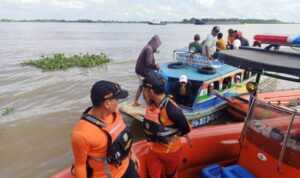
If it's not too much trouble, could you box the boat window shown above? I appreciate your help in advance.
[167,78,200,107]
[234,73,242,84]
[207,81,219,95]
[213,81,219,90]
[245,98,300,169]
[243,70,251,80]
[222,77,232,90]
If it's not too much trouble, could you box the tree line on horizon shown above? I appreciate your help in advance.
[0,18,296,24]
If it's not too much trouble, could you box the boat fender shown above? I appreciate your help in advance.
[167,62,186,69]
[197,66,216,75]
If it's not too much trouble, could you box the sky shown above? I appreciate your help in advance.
[0,0,299,22]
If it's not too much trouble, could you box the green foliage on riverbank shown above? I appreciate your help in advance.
[181,18,288,24]
[22,53,110,71]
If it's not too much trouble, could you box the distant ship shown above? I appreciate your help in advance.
[195,19,240,25]
[148,19,167,25]
[194,19,206,25]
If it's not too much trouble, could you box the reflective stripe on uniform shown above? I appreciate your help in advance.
[157,127,178,136]
[109,120,123,135]
[83,114,107,127]
[88,156,112,178]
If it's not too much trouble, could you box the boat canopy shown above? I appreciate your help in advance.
[159,63,238,82]
[218,47,300,82]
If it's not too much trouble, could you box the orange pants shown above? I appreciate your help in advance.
[146,149,182,178]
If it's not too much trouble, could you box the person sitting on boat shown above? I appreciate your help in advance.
[71,81,140,178]
[234,75,242,87]
[142,73,191,178]
[133,34,161,107]
[216,32,226,51]
[189,34,203,53]
[202,26,220,59]
[253,40,262,47]
[232,32,241,49]
[170,75,193,107]
[222,78,231,90]
[207,83,215,95]
[239,32,250,47]
[226,28,237,49]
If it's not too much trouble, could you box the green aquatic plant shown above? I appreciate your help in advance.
[21,53,110,71]
[2,107,15,116]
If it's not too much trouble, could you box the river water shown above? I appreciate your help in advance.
[0,22,300,178]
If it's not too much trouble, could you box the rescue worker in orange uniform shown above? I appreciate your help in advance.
[71,81,140,178]
[141,73,191,178]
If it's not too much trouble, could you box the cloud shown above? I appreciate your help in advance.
[195,0,215,7]
[0,0,299,22]
[20,0,40,4]
[157,5,172,11]
[89,0,106,3]
[49,0,86,10]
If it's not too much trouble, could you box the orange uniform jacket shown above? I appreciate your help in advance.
[71,112,129,178]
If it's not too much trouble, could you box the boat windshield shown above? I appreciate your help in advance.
[244,97,300,168]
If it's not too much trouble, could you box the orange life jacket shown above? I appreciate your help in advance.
[143,96,180,144]
[82,111,132,164]
[80,108,133,178]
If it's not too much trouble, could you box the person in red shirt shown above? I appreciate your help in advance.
[71,81,140,178]
[142,73,191,178]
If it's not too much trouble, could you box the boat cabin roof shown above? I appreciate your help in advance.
[159,63,239,82]
[218,47,300,81]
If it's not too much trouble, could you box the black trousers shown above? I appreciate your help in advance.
[122,160,140,178]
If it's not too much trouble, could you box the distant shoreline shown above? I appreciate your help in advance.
[0,18,298,24]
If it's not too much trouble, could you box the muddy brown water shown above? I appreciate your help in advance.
[0,23,300,178]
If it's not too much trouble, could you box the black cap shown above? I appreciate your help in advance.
[91,80,128,106]
[142,73,165,94]
[228,28,237,34]
[212,26,220,33]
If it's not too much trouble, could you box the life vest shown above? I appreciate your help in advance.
[143,96,179,144]
[81,109,133,165]
[77,108,133,178]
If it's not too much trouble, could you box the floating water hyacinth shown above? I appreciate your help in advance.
[2,107,15,116]
[21,53,110,71]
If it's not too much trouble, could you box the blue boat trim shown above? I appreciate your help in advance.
[157,48,259,128]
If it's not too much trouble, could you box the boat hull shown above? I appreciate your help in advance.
[51,123,243,178]
[119,77,276,128]
[148,22,167,25]
[228,89,300,120]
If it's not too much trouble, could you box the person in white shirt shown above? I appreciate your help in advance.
[202,26,220,59]
[232,32,241,49]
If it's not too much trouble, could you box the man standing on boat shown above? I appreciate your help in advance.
[202,26,220,59]
[71,80,140,178]
[142,73,191,178]
[133,35,161,106]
